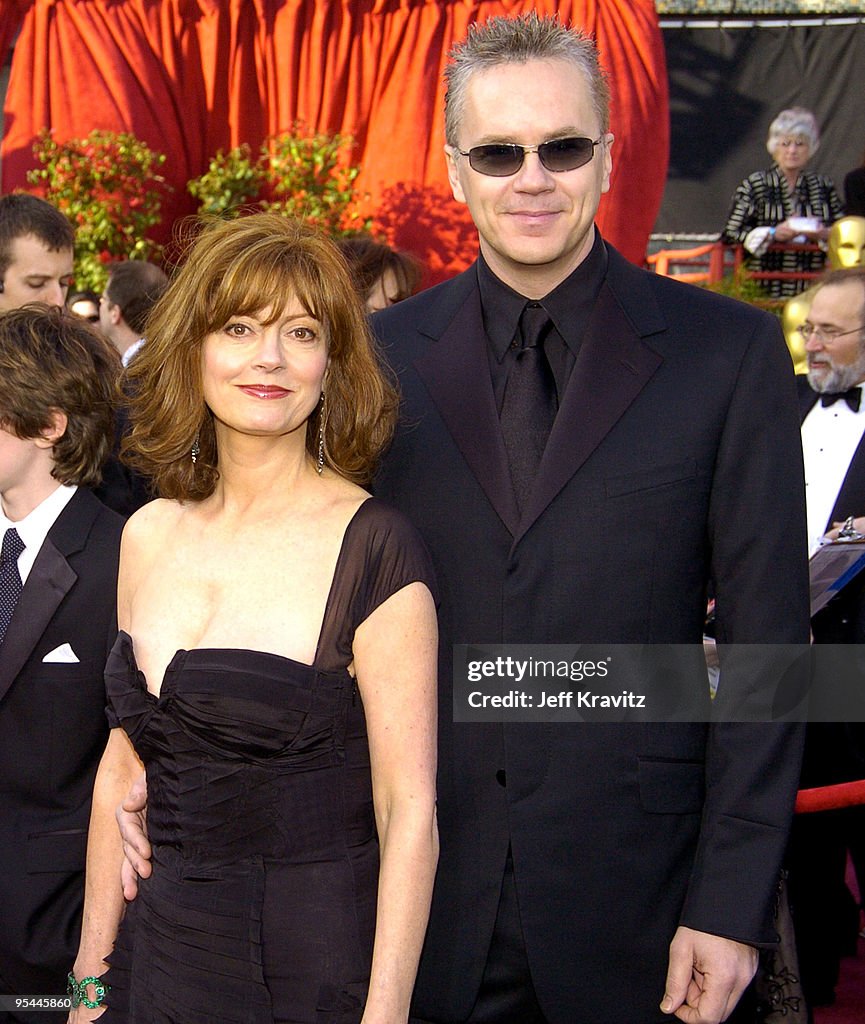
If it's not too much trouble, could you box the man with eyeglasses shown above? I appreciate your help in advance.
[799,268,865,555]
[791,266,865,1010]
[115,13,809,1024]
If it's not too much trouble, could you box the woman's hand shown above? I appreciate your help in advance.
[773,221,796,243]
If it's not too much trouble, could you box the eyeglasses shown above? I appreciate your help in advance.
[777,137,809,149]
[796,323,865,343]
[455,136,602,177]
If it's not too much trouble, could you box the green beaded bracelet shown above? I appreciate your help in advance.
[67,972,109,1010]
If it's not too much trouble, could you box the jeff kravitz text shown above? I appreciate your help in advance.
[467,689,646,709]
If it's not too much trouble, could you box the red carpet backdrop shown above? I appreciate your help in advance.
[1,0,668,282]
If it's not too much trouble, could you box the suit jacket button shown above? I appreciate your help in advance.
[496,769,507,787]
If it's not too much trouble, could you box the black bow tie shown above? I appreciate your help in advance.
[821,387,862,413]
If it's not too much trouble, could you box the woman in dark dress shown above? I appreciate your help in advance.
[68,214,439,1024]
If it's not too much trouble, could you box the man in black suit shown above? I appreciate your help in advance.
[0,305,123,1019]
[371,14,810,1024]
[791,266,865,1007]
[93,260,165,518]
[115,15,809,1023]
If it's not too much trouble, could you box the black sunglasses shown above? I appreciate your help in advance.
[457,136,602,177]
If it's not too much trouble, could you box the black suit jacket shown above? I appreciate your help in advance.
[374,243,810,1023]
[0,488,123,1010]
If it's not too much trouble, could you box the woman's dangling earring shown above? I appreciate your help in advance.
[317,393,326,475]
[191,433,200,465]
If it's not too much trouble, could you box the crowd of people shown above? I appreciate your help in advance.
[0,11,863,1024]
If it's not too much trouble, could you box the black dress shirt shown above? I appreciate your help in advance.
[477,231,608,412]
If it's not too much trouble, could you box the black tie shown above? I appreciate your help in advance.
[0,528,25,648]
[820,388,861,413]
[500,302,557,513]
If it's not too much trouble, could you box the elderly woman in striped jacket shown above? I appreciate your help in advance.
[722,107,843,297]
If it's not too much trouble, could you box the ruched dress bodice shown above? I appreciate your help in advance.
[101,500,436,1024]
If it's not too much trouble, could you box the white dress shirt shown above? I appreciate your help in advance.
[122,338,145,367]
[801,398,865,555]
[0,484,78,584]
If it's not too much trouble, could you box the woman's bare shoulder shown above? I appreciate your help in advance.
[121,498,187,557]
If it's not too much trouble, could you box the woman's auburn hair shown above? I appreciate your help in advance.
[122,214,399,500]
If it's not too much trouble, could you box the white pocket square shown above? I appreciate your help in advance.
[42,643,80,664]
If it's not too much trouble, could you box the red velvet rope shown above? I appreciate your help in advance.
[795,779,865,814]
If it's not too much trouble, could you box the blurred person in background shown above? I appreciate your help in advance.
[844,143,865,217]
[66,290,100,324]
[93,260,169,516]
[338,234,423,313]
[98,260,168,366]
[0,194,75,312]
[722,108,843,297]
[783,217,865,372]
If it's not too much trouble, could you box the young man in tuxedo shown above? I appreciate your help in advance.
[118,15,810,1023]
[0,194,75,313]
[0,305,123,1020]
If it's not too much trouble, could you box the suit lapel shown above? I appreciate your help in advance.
[413,282,521,535]
[516,278,663,542]
[831,443,865,525]
[0,539,77,702]
[409,249,664,541]
[0,490,95,703]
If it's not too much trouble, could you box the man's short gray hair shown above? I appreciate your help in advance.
[444,13,611,148]
[766,107,821,158]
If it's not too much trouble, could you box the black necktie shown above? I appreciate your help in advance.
[0,528,25,648]
[500,302,557,513]
[820,387,861,413]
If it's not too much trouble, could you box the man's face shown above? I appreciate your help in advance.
[0,234,74,312]
[805,280,865,393]
[446,59,613,298]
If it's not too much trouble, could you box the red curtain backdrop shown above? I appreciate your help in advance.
[1,0,668,282]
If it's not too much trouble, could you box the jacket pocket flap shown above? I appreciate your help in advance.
[27,828,88,873]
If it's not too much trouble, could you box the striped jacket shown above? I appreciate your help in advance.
[721,164,843,297]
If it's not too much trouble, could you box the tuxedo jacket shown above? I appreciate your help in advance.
[0,488,123,1005]
[798,376,865,645]
[374,243,810,1024]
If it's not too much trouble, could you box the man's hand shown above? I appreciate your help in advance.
[116,771,151,900]
[660,926,758,1024]
[826,515,865,540]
